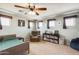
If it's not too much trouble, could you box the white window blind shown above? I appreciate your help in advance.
[49,20,55,27]
[0,17,11,26]
[30,22,34,28]
[39,22,43,28]
[65,17,76,27]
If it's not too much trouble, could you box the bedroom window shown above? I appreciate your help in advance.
[30,22,34,28]
[0,14,12,26]
[0,17,11,26]
[65,17,76,26]
[63,15,77,29]
[47,19,56,29]
[49,20,55,27]
[28,20,34,28]
[38,21,43,29]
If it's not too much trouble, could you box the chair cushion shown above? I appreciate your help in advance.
[3,34,16,41]
[31,31,40,36]
[32,36,38,38]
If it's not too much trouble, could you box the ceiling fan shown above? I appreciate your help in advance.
[14,3,47,15]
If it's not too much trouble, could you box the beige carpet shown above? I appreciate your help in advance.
[29,41,79,55]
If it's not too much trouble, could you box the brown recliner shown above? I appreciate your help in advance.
[30,31,40,42]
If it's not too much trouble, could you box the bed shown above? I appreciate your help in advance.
[0,34,29,55]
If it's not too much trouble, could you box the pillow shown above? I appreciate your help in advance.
[0,36,3,41]
[3,34,16,41]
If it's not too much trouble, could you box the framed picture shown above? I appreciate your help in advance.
[18,19,25,27]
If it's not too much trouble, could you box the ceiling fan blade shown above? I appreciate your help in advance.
[15,5,28,9]
[36,8,47,10]
[35,12,39,15]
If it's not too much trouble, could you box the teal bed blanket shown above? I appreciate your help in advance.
[0,39,24,51]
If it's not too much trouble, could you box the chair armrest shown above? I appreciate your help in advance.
[71,38,79,43]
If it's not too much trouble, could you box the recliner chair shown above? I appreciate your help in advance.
[30,31,40,42]
[70,38,79,51]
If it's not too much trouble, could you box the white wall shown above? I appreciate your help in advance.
[0,12,33,41]
[1,11,79,43]
[37,13,79,42]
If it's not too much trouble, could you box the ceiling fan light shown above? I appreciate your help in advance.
[28,11,36,15]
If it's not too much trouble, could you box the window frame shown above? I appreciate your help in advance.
[47,19,56,29]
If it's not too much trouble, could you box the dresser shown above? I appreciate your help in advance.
[43,33,60,44]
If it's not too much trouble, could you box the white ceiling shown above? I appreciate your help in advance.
[0,3,79,20]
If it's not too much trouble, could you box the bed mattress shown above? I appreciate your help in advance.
[0,39,24,51]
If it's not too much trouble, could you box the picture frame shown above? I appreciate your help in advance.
[18,19,25,27]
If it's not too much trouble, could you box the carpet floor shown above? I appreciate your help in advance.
[29,41,79,55]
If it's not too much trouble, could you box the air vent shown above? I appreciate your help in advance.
[18,10,24,12]
[24,12,27,15]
